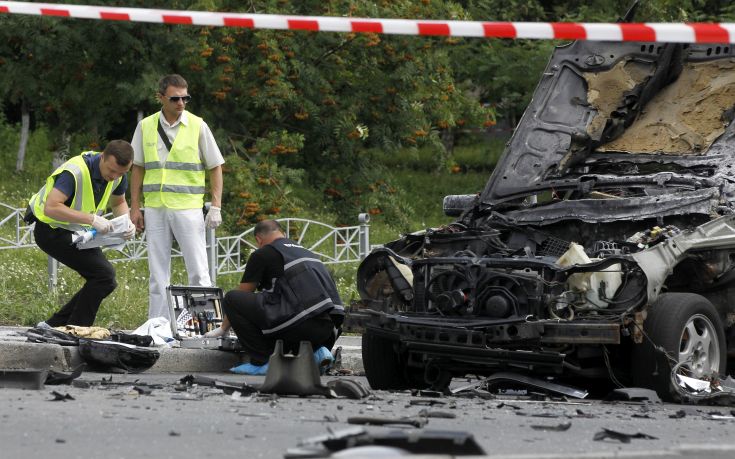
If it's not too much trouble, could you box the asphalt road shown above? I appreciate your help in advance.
[2,372,735,459]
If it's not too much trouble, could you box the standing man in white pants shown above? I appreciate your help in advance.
[130,74,225,321]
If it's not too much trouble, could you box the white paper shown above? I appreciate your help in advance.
[74,214,132,250]
[676,374,712,393]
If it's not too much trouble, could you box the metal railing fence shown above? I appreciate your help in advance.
[0,202,370,291]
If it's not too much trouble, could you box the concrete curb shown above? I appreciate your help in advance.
[0,327,363,374]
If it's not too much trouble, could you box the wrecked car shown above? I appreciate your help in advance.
[356,39,735,400]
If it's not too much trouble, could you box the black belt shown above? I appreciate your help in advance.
[23,206,37,224]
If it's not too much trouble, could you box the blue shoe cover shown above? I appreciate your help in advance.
[230,362,269,375]
[313,346,334,372]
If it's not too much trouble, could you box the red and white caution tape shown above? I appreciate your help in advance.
[1,1,734,43]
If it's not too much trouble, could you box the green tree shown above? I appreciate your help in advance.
[184,0,492,226]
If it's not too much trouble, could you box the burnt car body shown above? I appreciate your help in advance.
[356,39,735,400]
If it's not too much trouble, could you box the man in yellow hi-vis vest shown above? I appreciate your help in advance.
[26,140,135,328]
[130,74,224,321]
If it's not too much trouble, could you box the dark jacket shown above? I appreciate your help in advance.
[255,238,344,335]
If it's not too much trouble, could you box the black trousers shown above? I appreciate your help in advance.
[223,290,337,365]
[34,221,117,327]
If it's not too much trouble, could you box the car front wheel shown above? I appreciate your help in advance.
[631,293,727,401]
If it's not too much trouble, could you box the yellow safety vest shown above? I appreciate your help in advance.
[29,152,121,231]
[141,111,205,209]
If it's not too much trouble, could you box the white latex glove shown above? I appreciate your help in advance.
[91,214,113,234]
[203,326,227,338]
[205,206,222,229]
[123,221,136,240]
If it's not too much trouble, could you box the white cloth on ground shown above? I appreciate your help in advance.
[132,317,175,347]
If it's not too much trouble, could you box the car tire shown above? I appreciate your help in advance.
[631,292,727,401]
[362,329,410,390]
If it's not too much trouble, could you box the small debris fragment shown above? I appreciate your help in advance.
[133,386,152,395]
[49,391,74,402]
[669,410,686,419]
[55,439,66,444]
[169,431,181,437]
[171,393,202,401]
[410,389,443,398]
[496,402,521,410]
[530,422,572,432]
[45,365,85,386]
[593,428,658,443]
[604,388,661,404]
[347,416,428,428]
[417,409,456,419]
[409,399,445,406]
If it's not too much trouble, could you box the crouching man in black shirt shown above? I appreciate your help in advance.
[205,220,344,375]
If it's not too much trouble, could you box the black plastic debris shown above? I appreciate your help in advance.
[49,391,74,401]
[574,409,595,418]
[179,374,258,396]
[605,388,661,404]
[325,379,370,399]
[45,364,85,386]
[530,422,572,432]
[0,369,48,390]
[411,389,443,398]
[409,398,446,406]
[347,416,428,428]
[669,410,686,419]
[484,372,588,399]
[417,409,456,419]
[26,327,79,346]
[593,428,658,443]
[496,402,522,410]
[302,415,340,423]
[285,427,485,458]
[259,340,334,397]
[109,332,154,347]
[133,385,153,395]
[78,339,160,373]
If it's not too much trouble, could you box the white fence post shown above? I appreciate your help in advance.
[47,256,58,291]
[358,213,371,259]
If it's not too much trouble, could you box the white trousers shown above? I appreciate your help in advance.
[145,207,211,320]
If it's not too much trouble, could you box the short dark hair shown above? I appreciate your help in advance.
[254,220,283,237]
[103,140,134,166]
[158,74,188,95]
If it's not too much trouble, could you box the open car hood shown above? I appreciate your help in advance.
[478,40,735,217]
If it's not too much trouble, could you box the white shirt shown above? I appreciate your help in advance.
[131,110,224,169]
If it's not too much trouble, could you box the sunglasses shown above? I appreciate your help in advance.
[164,95,192,103]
